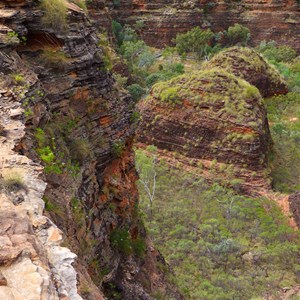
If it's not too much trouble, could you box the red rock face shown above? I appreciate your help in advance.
[90,0,300,52]
[136,69,272,171]
[0,1,182,299]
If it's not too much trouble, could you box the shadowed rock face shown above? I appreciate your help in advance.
[0,1,182,299]
[289,191,300,227]
[137,69,272,170]
[89,0,300,52]
[203,47,288,98]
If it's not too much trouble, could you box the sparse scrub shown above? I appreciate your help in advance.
[0,169,26,192]
[136,149,300,299]
[40,0,67,30]
[39,50,68,71]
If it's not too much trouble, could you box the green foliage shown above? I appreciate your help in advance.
[34,115,82,176]
[111,20,124,47]
[11,73,25,84]
[127,83,145,101]
[226,23,250,46]
[265,57,300,92]
[265,92,300,192]
[43,196,64,216]
[40,0,67,30]
[110,228,146,257]
[174,27,214,59]
[71,197,86,226]
[130,111,140,123]
[121,40,154,68]
[112,140,125,158]
[136,149,300,299]
[110,228,132,255]
[146,63,185,87]
[160,87,180,103]
[257,41,297,63]
[6,31,26,45]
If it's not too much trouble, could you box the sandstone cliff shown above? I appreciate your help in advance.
[90,0,300,52]
[0,1,181,299]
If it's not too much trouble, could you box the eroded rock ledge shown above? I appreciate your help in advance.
[0,54,82,300]
[0,1,182,299]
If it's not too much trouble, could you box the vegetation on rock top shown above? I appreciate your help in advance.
[203,47,288,97]
[150,68,263,126]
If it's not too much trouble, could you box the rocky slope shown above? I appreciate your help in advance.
[0,1,181,299]
[90,0,300,51]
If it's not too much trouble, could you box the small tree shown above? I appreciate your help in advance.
[226,24,250,46]
[174,27,214,59]
[135,147,157,218]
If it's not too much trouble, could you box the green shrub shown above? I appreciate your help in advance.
[112,140,125,158]
[11,73,25,84]
[174,27,214,59]
[40,0,67,30]
[127,83,145,101]
[111,20,124,47]
[146,73,165,87]
[160,87,180,102]
[110,228,132,255]
[257,41,297,63]
[226,23,250,46]
[110,228,146,257]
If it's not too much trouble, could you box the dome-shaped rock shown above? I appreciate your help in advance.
[136,68,272,170]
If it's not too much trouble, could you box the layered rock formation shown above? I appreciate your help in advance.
[136,46,293,196]
[204,47,288,97]
[137,68,272,170]
[0,1,181,299]
[90,0,300,52]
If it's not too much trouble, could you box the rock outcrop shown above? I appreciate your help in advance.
[203,47,288,97]
[0,1,181,299]
[137,68,272,170]
[90,0,300,52]
[289,191,300,228]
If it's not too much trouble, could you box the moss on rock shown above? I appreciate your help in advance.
[138,68,272,169]
[203,47,288,97]
[151,68,263,127]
